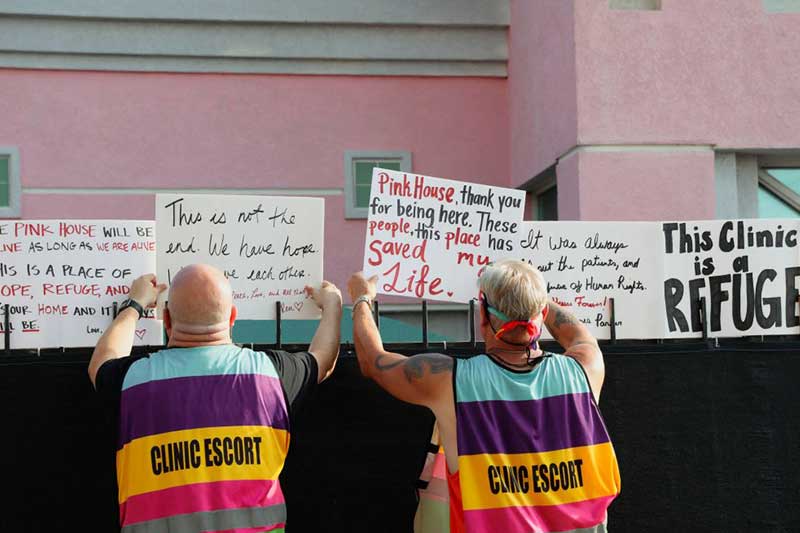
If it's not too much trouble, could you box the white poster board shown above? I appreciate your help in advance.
[156,194,324,320]
[519,221,663,339]
[362,169,526,303]
[0,220,161,349]
[661,218,800,338]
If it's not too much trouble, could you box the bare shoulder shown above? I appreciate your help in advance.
[565,340,605,400]
[399,352,454,379]
[369,352,454,408]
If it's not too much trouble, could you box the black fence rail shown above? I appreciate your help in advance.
[0,295,761,360]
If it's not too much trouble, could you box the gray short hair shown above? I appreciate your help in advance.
[479,259,548,321]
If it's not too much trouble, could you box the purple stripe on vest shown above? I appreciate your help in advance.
[118,374,288,449]
[456,392,610,455]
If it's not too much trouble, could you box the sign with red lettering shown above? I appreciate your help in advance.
[156,194,324,320]
[519,221,663,339]
[362,169,525,303]
[0,220,161,349]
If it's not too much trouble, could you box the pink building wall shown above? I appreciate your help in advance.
[0,69,508,290]
[511,0,800,221]
[557,149,716,221]
[574,0,800,148]
[509,0,578,186]
[3,0,798,271]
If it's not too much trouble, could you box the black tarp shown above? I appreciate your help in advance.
[2,340,798,532]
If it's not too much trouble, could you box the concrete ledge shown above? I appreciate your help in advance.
[0,0,510,26]
[0,53,507,77]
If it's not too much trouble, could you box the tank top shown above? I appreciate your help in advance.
[451,353,621,533]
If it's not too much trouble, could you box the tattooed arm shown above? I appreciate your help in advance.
[544,300,605,401]
[347,273,452,409]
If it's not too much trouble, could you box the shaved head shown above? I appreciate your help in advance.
[166,264,234,338]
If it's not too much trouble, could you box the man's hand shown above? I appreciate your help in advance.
[306,280,343,383]
[88,273,166,387]
[129,274,167,308]
[347,271,377,302]
[305,280,343,311]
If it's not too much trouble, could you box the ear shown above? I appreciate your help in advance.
[229,305,238,328]
[479,300,491,328]
[163,308,172,336]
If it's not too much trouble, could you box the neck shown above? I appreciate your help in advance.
[484,337,543,367]
[167,321,232,348]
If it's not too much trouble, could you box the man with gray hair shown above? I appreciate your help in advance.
[348,259,621,533]
[89,264,343,532]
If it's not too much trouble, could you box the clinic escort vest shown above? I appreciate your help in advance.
[452,353,621,533]
[116,345,290,533]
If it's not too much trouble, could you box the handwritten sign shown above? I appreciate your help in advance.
[662,218,800,338]
[519,221,663,339]
[362,169,525,303]
[156,194,324,320]
[0,220,161,349]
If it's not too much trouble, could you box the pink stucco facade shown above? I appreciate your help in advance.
[2,0,799,288]
[1,70,508,290]
[509,0,577,187]
[1,70,508,190]
[510,0,800,221]
[574,0,800,148]
[557,149,716,221]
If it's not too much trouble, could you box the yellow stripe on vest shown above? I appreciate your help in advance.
[458,442,620,511]
[116,425,289,503]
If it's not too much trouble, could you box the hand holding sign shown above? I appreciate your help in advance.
[305,281,343,312]
[129,274,168,309]
[347,272,378,303]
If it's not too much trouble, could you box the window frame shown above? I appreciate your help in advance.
[758,155,800,215]
[758,168,800,213]
[344,150,412,219]
[522,164,557,221]
[0,147,21,218]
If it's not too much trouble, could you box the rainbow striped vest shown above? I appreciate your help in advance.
[116,345,290,533]
[453,353,621,533]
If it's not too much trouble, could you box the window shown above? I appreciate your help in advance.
[758,168,800,218]
[344,151,412,219]
[522,164,558,220]
[0,147,21,218]
[537,186,558,220]
[609,0,661,10]
[764,0,800,14]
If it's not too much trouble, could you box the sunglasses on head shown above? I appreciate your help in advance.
[479,291,548,346]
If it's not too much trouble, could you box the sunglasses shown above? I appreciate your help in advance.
[479,291,548,344]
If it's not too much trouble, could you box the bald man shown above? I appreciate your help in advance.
[89,265,343,533]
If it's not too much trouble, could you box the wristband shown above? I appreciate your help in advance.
[352,295,373,315]
[118,298,145,319]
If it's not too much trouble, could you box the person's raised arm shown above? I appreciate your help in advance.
[88,274,166,387]
[306,281,343,383]
[347,272,451,410]
[544,299,604,401]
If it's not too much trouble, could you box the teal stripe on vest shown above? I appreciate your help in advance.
[122,345,279,391]
[455,353,590,403]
